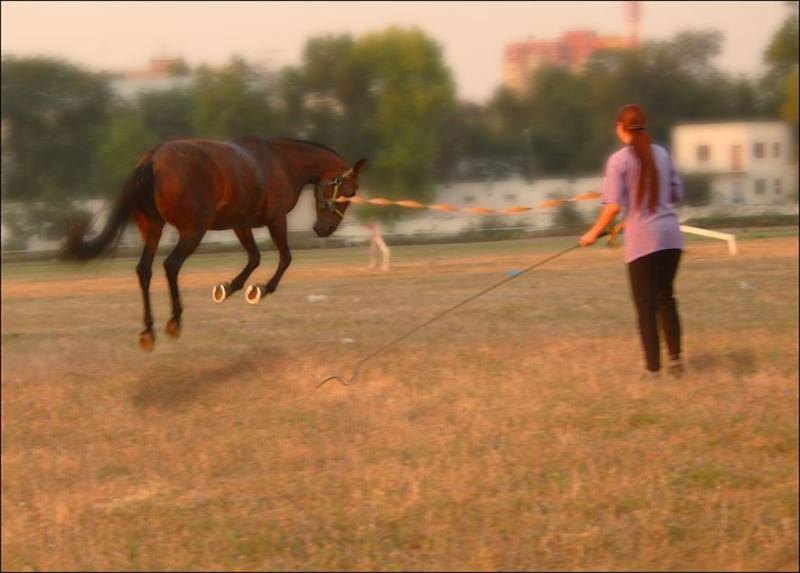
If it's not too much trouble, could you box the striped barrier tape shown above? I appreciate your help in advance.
[334,191,602,215]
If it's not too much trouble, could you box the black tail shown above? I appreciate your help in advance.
[63,160,155,261]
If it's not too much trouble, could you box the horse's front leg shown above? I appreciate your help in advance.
[246,216,291,304]
[163,230,205,338]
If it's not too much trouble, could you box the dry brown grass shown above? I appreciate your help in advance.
[2,234,798,571]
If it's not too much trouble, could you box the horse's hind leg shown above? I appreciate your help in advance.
[136,217,163,352]
[163,230,205,339]
[213,227,260,303]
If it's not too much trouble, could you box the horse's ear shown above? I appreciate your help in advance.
[353,158,367,176]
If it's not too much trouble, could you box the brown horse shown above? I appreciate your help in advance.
[66,136,366,352]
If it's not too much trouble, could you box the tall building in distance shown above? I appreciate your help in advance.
[503,1,640,93]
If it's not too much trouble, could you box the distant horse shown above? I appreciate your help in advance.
[65,136,366,352]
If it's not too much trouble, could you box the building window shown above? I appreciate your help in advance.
[463,196,475,204]
[696,144,710,162]
[754,179,766,194]
[774,179,782,194]
[773,142,781,158]
[504,194,517,202]
[753,142,765,159]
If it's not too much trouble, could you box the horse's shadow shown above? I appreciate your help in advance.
[130,346,288,410]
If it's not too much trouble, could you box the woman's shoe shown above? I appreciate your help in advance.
[639,370,661,382]
[667,358,685,378]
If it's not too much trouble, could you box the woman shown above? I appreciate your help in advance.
[580,104,685,378]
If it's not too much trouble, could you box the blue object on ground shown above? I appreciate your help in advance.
[507,269,522,278]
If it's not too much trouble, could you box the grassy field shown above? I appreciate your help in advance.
[2,230,798,571]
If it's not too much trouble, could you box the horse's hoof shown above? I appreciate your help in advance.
[213,282,231,303]
[139,331,155,353]
[245,284,265,305]
[165,318,181,339]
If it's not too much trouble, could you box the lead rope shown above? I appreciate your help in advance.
[316,235,605,389]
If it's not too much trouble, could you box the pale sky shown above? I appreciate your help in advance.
[1,1,793,103]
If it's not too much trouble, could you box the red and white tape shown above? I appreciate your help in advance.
[335,191,601,215]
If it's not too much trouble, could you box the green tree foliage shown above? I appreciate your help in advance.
[435,102,494,181]
[286,28,456,223]
[167,58,191,77]
[764,3,799,77]
[299,34,374,158]
[191,57,277,139]
[137,88,193,141]
[91,106,156,199]
[782,68,798,128]
[482,31,767,178]
[89,90,192,210]
[523,67,595,175]
[354,28,455,215]
[274,67,308,136]
[1,57,111,203]
[762,2,799,154]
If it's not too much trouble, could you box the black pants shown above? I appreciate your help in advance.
[627,249,682,372]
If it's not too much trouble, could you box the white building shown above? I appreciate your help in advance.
[110,75,193,100]
[108,58,193,100]
[671,121,798,207]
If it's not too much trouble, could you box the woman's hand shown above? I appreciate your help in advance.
[579,204,621,247]
[580,229,600,247]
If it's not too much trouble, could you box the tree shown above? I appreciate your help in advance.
[91,105,156,200]
[434,102,492,181]
[764,3,799,77]
[1,56,111,203]
[480,31,765,179]
[351,27,456,222]
[1,56,112,243]
[167,58,191,77]
[781,67,799,129]
[484,87,532,179]
[191,57,277,139]
[523,66,595,175]
[273,67,308,136]
[763,2,799,155]
[137,88,193,142]
[283,28,456,223]
[298,34,375,159]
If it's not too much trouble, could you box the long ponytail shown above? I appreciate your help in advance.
[617,104,659,213]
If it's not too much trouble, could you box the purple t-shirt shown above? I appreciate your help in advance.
[602,143,684,263]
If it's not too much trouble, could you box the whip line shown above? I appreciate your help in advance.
[316,240,586,388]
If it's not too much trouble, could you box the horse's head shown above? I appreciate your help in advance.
[313,158,367,237]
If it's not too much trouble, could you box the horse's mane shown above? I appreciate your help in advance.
[271,138,344,160]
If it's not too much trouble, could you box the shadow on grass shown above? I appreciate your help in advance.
[130,346,289,410]
[688,348,759,376]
